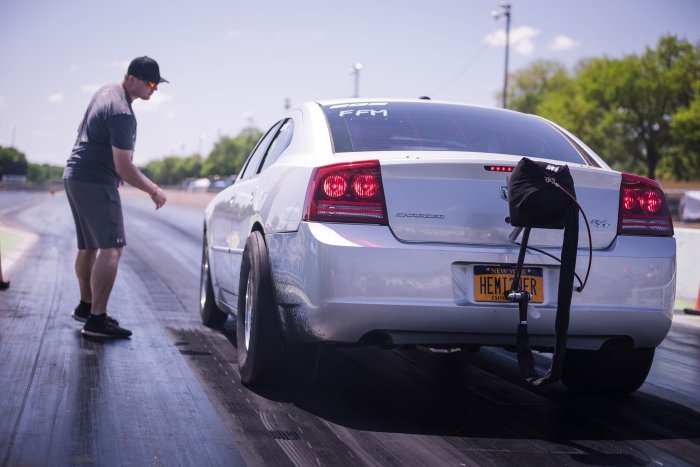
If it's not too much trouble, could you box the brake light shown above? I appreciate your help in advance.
[617,173,673,236]
[484,165,514,172]
[303,160,388,224]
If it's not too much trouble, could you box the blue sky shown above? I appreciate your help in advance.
[1,0,698,167]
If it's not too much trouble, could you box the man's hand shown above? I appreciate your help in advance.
[151,188,167,210]
[113,147,167,211]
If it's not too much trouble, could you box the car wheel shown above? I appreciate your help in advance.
[200,234,227,327]
[561,347,655,396]
[236,231,284,385]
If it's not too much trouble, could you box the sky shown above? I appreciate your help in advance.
[1,0,699,168]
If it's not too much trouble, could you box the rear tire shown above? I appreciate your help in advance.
[561,347,655,396]
[200,234,228,327]
[236,231,284,385]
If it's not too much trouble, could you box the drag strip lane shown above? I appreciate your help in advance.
[0,192,245,466]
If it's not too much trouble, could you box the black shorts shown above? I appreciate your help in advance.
[64,178,127,249]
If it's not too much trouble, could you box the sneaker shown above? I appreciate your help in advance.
[72,302,119,326]
[71,301,91,322]
[81,314,132,339]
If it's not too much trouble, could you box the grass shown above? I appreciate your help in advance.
[0,229,25,258]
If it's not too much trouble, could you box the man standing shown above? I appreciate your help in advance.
[63,56,168,338]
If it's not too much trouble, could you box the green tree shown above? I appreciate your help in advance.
[142,153,203,186]
[507,60,571,115]
[0,146,27,165]
[0,146,28,182]
[508,35,700,180]
[139,126,262,185]
[669,80,700,179]
[2,146,64,184]
[201,127,262,177]
[597,36,699,179]
[27,163,63,184]
[179,153,204,181]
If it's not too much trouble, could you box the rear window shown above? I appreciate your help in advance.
[322,101,587,165]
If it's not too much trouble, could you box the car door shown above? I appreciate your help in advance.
[209,122,278,306]
[225,120,286,310]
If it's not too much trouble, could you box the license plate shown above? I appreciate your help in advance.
[473,265,544,303]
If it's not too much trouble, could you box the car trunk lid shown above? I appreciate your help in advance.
[379,154,620,249]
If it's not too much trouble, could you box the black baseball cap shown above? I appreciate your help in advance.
[127,56,169,84]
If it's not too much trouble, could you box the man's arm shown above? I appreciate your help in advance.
[113,147,167,210]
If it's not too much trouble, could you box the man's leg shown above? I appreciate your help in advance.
[81,246,131,338]
[75,249,97,303]
[90,247,123,315]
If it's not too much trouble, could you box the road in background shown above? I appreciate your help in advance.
[1,190,699,466]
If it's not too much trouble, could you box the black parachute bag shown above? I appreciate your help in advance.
[507,157,590,386]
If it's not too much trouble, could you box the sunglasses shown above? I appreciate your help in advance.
[134,76,157,89]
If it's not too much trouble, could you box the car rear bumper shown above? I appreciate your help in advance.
[266,222,675,350]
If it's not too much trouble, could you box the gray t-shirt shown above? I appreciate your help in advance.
[64,84,137,186]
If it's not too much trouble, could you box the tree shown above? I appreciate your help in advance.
[139,126,263,186]
[507,35,700,180]
[0,145,28,182]
[594,36,700,179]
[0,146,27,166]
[201,127,262,177]
[143,153,204,186]
[507,60,571,114]
[669,80,700,179]
[27,164,63,184]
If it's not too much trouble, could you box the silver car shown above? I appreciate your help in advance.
[200,99,675,394]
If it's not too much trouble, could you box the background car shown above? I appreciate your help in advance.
[200,98,675,394]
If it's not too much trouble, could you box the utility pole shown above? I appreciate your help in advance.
[351,63,362,98]
[491,2,511,108]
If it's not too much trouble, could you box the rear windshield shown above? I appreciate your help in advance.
[322,101,587,165]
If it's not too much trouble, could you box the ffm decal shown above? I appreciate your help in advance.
[338,109,389,117]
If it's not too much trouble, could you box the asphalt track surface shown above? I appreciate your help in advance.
[1,190,699,466]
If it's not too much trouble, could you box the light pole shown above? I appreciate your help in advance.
[351,63,362,98]
[491,2,511,108]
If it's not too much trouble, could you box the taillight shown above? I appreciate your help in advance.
[303,160,388,224]
[617,173,673,236]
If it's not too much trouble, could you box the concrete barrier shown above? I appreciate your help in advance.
[675,227,700,301]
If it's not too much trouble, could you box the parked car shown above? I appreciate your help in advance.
[186,177,211,192]
[200,99,675,394]
[208,175,236,192]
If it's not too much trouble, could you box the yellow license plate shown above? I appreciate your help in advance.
[473,265,544,303]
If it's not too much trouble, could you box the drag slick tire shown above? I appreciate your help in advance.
[237,231,284,385]
[561,346,655,396]
[200,233,228,328]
